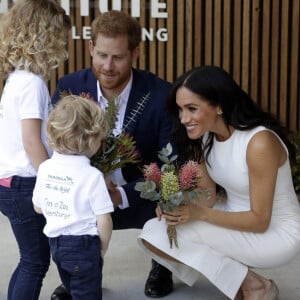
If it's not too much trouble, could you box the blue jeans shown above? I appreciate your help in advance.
[49,235,103,300]
[0,176,50,300]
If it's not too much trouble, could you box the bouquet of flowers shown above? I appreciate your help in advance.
[90,94,140,176]
[135,143,210,248]
[90,93,152,175]
[61,91,150,176]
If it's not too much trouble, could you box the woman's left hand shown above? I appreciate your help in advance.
[163,203,200,225]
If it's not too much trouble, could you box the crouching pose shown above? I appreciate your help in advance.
[138,66,300,300]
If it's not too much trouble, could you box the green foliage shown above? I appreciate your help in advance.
[91,131,139,176]
[134,142,210,208]
[289,131,300,195]
[91,94,150,176]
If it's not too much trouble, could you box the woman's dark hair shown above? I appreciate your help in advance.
[167,66,295,163]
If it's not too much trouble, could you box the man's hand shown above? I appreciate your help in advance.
[105,178,122,208]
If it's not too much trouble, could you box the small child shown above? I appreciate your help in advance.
[32,95,114,300]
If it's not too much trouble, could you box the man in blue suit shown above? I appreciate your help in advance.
[51,10,174,300]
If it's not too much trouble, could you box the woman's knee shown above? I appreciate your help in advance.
[141,239,179,262]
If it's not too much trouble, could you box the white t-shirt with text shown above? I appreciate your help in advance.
[33,152,114,237]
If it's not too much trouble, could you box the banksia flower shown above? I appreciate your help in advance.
[179,160,200,190]
[134,142,210,249]
[161,171,180,201]
[143,163,161,185]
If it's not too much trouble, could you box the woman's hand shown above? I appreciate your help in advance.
[161,203,202,225]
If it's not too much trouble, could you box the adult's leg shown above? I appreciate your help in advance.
[9,214,50,300]
[139,218,248,299]
[241,271,279,300]
[51,284,71,300]
[0,177,50,300]
[144,259,173,298]
[112,205,173,298]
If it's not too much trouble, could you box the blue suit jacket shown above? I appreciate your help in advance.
[52,68,173,229]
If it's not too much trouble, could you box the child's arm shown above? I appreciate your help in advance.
[96,213,113,256]
[22,119,49,171]
[33,204,43,214]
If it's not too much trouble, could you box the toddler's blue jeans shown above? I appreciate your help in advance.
[49,234,103,300]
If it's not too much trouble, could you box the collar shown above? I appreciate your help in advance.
[52,151,90,165]
[97,71,133,106]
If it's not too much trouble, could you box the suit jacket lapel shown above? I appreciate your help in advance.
[87,69,98,102]
[123,69,149,135]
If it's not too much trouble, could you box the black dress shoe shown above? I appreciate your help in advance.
[50,284,72,300]
[144,260,173,298]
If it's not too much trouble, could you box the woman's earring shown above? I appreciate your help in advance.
[217,111,223,115]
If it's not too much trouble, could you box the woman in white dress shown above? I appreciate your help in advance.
[138,66,300,299]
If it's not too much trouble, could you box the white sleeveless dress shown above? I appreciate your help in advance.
[138,126,300,299]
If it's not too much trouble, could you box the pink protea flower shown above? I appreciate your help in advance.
[79,92,95,102]
[179,160,200,190]
[143,163,161,185]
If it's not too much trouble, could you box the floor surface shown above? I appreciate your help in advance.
[1,213,300,299]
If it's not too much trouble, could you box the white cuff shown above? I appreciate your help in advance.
[117,186,129,209]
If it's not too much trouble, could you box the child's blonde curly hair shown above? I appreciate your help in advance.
[0,0,71,80]
[47,95,109,158]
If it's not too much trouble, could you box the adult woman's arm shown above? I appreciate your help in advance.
[196,162,217,207]
[165,131,286,233]
[22,119,49,171]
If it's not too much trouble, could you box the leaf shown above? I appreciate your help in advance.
[168,154,178,163]
[168,191,184,206]
[186,190,198,202]
[161,164,176,173]
[123,92,150,132]
[134,181,156,192]
[134,181,160,201]
[159,201,178,212]
[158,142,173,158]
[90,97,140,176]
[141,191,160,201]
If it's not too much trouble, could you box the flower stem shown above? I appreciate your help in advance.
[167,224,178,248]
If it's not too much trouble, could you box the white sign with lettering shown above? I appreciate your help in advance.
[0,0,168,41]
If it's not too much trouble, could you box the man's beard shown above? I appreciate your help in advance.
[92,66,119,85]
[91,66,122,98]
[92,66,130,95]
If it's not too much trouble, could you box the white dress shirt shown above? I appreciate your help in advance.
[97,73,133,209]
